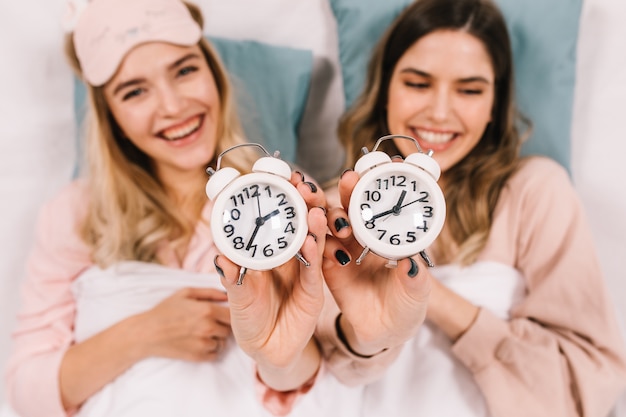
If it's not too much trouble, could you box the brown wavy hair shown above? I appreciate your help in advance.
[64,2,256,267]
[338,0,530,264]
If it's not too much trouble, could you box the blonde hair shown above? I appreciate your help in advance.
[65,2,256,267]
[338,0,530,265]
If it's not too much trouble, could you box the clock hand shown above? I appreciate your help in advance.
[392,190,407,211]
[399,197,425,210]
[370,190,408,221]
[246,221,262,251]
[370,208,395,221]
[256,193,262,217]
[245,209,281,251]
[261,209,280,222]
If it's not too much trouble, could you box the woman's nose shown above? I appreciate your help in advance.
[429,89,451,122]
[156,83,185,116]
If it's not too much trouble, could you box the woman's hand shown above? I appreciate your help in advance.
[322,170,431,356]
[137,287,231,361]
[213,171,327,390]
[60,287,230,410]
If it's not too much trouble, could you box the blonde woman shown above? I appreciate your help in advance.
[5,0,328,416]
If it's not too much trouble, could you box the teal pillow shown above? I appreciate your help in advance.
[74,36,313,164]
[329,0,412,109]
[496,0,582,170]
[329,0,582,171]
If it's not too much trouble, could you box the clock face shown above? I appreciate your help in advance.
[349,163,445,260]
[210,172,308,270]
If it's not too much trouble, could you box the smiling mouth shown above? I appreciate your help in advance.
[159,115,203,141]
[413,128,456,144]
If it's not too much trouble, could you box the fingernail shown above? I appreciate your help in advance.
[214,255,225,278]
[335,250,351,266]
[308,232,318,242]
[315,206,327,215]
[391,154,404,161]
[304,181,317,193]
[408,258,419,278]
[340,168,353,178]
[334,217,349,232]
[294,170,305,182]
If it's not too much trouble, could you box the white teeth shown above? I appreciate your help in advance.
[416,129,454,144]
[162,117,201,141]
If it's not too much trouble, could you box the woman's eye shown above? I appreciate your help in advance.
[405,81,430,89]
[460,88,483,95]
[178,66,198,77]
[122,88,144,101]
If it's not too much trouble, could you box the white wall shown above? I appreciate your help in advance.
[0,0,76,406]
[571,0,626,412]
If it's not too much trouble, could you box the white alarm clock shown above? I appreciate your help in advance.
[348,135,446,266]
[206,144,309,283]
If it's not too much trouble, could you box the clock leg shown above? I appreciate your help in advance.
[295,252,311,267]
[355,247,370,265]
[419,250,434,267]
[385,259,398,268]
[237,267,248,285]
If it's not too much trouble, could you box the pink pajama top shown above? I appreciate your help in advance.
[316,157,626,416]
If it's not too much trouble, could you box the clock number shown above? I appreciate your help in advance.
[233,236,244,249]
[410,185,431,205]
[230,194,244,207]
[423,206,433,218]
[360,203,374,229]
[263,244,274,257]
[416,221,429,232]
[284,222,295,234]
[247,244,258,257]
[417,191,429,202]
[264,185,272,198]
[284,206,295,219]
[365,190,381,202]
[389,234,401,245]
[406,231,416,243]
[376,175,406,190]
[276,193,288,206]
[377,229,387,240]
[230,208,241,221]
[224,224,234,238]
[277,236,287,249]
[229,185,260,207]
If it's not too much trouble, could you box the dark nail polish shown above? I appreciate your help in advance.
[213,255,225,278]
[335,250,351,266]
[304,181,317,193]
[340,168,353,178]
[408,258,419,278]
[308,232,318,242]
[294,170,305,182]
[334,217,349,232]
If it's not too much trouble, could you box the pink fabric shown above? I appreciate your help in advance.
[73,0,201,86]
[4,180,295,417]
[254,365,321,416]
